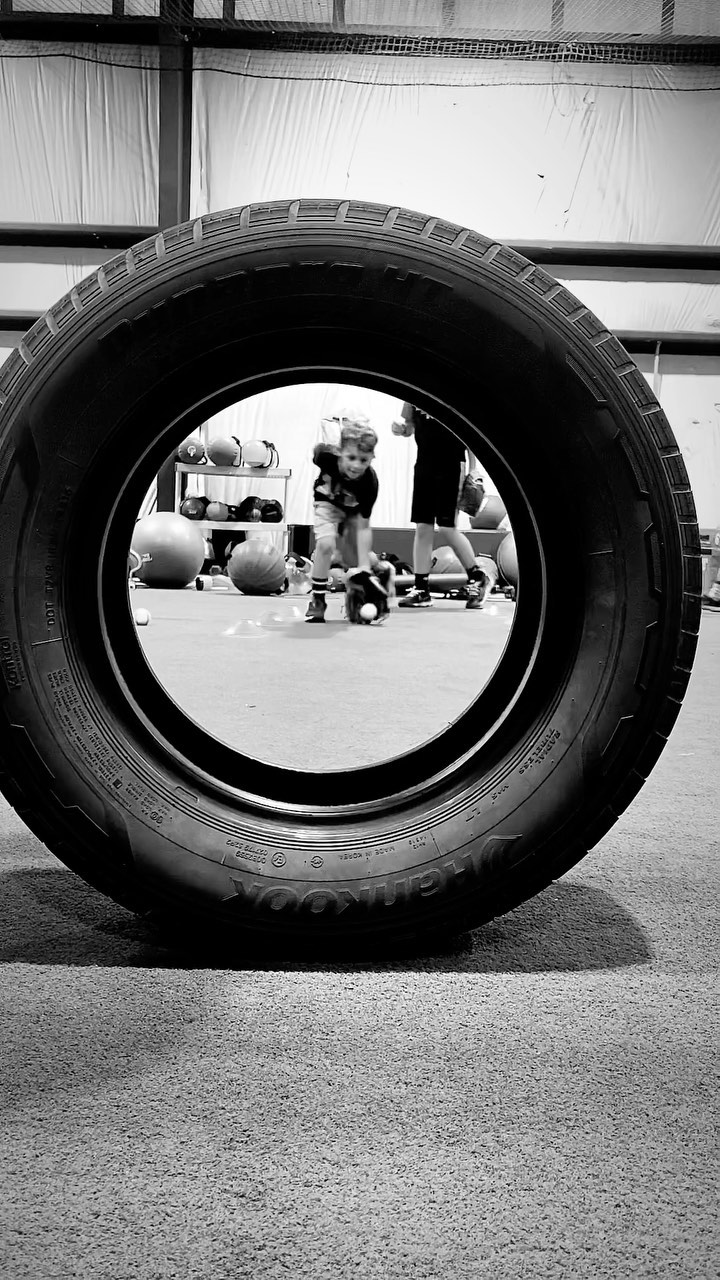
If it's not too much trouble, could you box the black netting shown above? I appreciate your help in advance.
[194,33,720,63]
[4,0,720,61]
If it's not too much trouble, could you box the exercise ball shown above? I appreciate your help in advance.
[228,541,287,594]
[205,501,229,522]
[207,436,241,466]
[432,546,464,574]
[470,494,507,530]
[131,513,206,588]
[496,532,518,586]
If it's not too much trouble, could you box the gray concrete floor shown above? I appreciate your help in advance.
[133,585,516,770]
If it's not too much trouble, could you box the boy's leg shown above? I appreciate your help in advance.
[306,504,340,623]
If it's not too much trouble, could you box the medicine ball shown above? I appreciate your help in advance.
[259,498,284,523]
[236,495,264,522]
[207,437,242,467]
[180,495,209,520]
[177,436,206,464]
[228,541,286,594]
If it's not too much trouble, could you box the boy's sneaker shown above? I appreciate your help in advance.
[465,572,490,610]
[702,593,720,610]
[398,588,432,609]
[305,597,327,623]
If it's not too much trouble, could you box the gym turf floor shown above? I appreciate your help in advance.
[1,610,718,1279]
[133,584,516,770]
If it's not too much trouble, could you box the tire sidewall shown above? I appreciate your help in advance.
[0,216,688,939]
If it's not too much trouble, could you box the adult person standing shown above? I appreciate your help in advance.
[392,403,491,609]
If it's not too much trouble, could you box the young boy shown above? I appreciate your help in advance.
[392,402,491,609]
[306,412,380,623]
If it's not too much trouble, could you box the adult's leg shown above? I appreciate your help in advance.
[434,525,478,573]
[409,460,439,585]
[434,524,493,608]
[432,461,493,607]
[413,522,435,574]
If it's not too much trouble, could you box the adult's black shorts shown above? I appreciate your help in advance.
[411,460,462,527]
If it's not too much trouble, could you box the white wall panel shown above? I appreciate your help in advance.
[192,52,720,247]
[0,43,158,224]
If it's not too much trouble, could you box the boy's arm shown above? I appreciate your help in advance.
[355,516,373,570]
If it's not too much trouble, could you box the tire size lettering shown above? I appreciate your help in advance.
[44,667,171,826]
[0,636,25,690]
[518,727,562,776]
[338,846,397,863]
[223,839,268,867]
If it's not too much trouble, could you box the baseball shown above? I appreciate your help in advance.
[360,603,377,622]
[134,608,151,627]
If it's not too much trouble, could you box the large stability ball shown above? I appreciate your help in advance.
[131,512,206,588]
[470,494,507,529]
[228,540,286,594]
[496,532,518,587]
[432,545,464,574]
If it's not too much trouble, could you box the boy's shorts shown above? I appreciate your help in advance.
[313,501,353,542]
[313,503,366,567]
[411,460,463,528]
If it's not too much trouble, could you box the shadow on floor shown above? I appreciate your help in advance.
[0,865,653,973]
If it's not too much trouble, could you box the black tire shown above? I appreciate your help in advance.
[0,199,701,952]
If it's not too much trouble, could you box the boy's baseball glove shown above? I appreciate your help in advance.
[345,564,394,623]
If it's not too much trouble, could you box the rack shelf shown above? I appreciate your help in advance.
[195,521,288,532]
[175,464,291,478]
[173,459,292,552]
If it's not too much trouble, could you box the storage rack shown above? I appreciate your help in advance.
[174,462,292,552]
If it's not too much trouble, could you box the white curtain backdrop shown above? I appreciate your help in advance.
[0,250,123,315]
[191,52,720,249]
[0,43,159,331]
[0,42,158,224]
[185,383,424,530]
[1,44,719,527]
[649,356,720,529]
[184,364,720,532]
[188,50,720,527]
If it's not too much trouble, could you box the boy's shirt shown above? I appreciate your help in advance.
[312,445,378,518]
